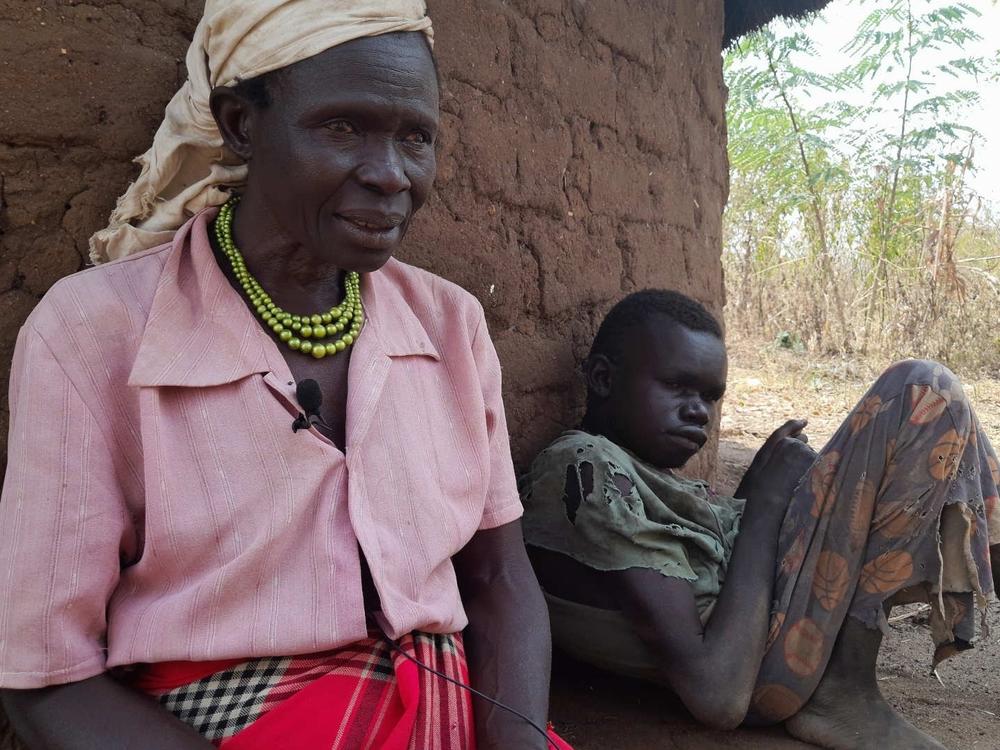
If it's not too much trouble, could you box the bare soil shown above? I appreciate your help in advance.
[549,341,1000,749]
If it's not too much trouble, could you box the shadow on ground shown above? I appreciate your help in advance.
[550,651,810,749]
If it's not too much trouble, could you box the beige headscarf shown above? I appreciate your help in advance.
[89,0,433,264]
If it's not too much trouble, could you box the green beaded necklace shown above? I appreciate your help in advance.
[214,196,364,360]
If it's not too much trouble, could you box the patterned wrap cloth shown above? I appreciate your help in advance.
[522,359,999,724]
[131,632,573,748]
[133,632,474,749]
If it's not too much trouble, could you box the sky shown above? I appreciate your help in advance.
[767,0,1000,207]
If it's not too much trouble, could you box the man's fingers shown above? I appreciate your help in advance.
[752,419,810,473]
[767,419,808,446]
[785,418,808,436]
[755,419,808,466]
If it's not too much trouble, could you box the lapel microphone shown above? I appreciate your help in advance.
[292,379,332,433]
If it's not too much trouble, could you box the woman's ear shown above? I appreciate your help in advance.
[584,354,615,399]
[209,86,255,161]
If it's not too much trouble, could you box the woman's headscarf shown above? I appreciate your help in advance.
[89,0,433,264]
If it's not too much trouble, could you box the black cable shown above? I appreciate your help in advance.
[380,631,560,750]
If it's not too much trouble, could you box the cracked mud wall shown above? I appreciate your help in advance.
[0,1,727,476]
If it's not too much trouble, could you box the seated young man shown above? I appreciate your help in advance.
[520,289,1000,750]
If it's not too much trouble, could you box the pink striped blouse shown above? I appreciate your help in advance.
[0,210,523,689]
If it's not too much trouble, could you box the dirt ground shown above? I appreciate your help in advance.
[549,341,1000,749]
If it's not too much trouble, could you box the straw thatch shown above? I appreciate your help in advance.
[725,0,834,43]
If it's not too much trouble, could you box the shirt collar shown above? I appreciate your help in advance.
[361,258,441,362]
[129,210,438,389]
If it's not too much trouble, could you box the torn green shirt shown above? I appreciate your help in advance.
[520,430,745,617]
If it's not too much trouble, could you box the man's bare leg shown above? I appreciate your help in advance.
[785,616,945,750]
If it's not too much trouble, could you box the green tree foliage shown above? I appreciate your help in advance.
[725,0,1000,369]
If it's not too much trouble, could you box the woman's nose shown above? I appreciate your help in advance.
[357,139,411,195]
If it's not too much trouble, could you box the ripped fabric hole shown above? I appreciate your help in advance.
[561,462,594,523]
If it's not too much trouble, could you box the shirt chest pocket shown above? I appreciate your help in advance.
[140,385,345,558]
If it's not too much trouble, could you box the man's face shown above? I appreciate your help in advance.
[607,317,728,469]
[242,32,439,273]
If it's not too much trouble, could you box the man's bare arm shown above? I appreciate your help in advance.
[610,420,815,729]
[610,508,780,728]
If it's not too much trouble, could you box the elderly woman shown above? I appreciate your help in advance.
[0,3,565,748]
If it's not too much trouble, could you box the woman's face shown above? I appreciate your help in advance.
[239,32,439,273]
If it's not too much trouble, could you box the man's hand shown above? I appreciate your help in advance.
[736,419,818,509]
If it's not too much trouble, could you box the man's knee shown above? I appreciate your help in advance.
[874,359,972,431]
[878,358,959,387]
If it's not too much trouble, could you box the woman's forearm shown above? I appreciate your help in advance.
[462,568,552,750]
[453,521,552,749]
[2,674,213,750]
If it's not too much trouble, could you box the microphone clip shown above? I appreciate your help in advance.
[292,378,332,434]
[292,413,312,433]
[292,411,334,434]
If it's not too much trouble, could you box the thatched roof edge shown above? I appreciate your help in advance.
[724,0,834,44]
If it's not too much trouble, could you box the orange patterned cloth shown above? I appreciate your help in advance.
[750,359,998,722]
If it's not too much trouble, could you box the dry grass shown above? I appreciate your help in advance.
[723,243,1000,379]
[721,334,1000,451]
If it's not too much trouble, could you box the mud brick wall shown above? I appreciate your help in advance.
[413,0,729,477]
[1,0,727,742]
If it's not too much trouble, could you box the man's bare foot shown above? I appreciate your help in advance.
[785,674,945,750]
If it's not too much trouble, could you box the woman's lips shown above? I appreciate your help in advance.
[334,212,405,250]
[336,210,405,230]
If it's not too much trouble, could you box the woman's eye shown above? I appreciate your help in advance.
[404,130,431,145]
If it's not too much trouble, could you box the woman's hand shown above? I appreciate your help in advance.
[736,419,817,512]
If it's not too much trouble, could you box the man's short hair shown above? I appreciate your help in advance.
[589,289,722,362]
